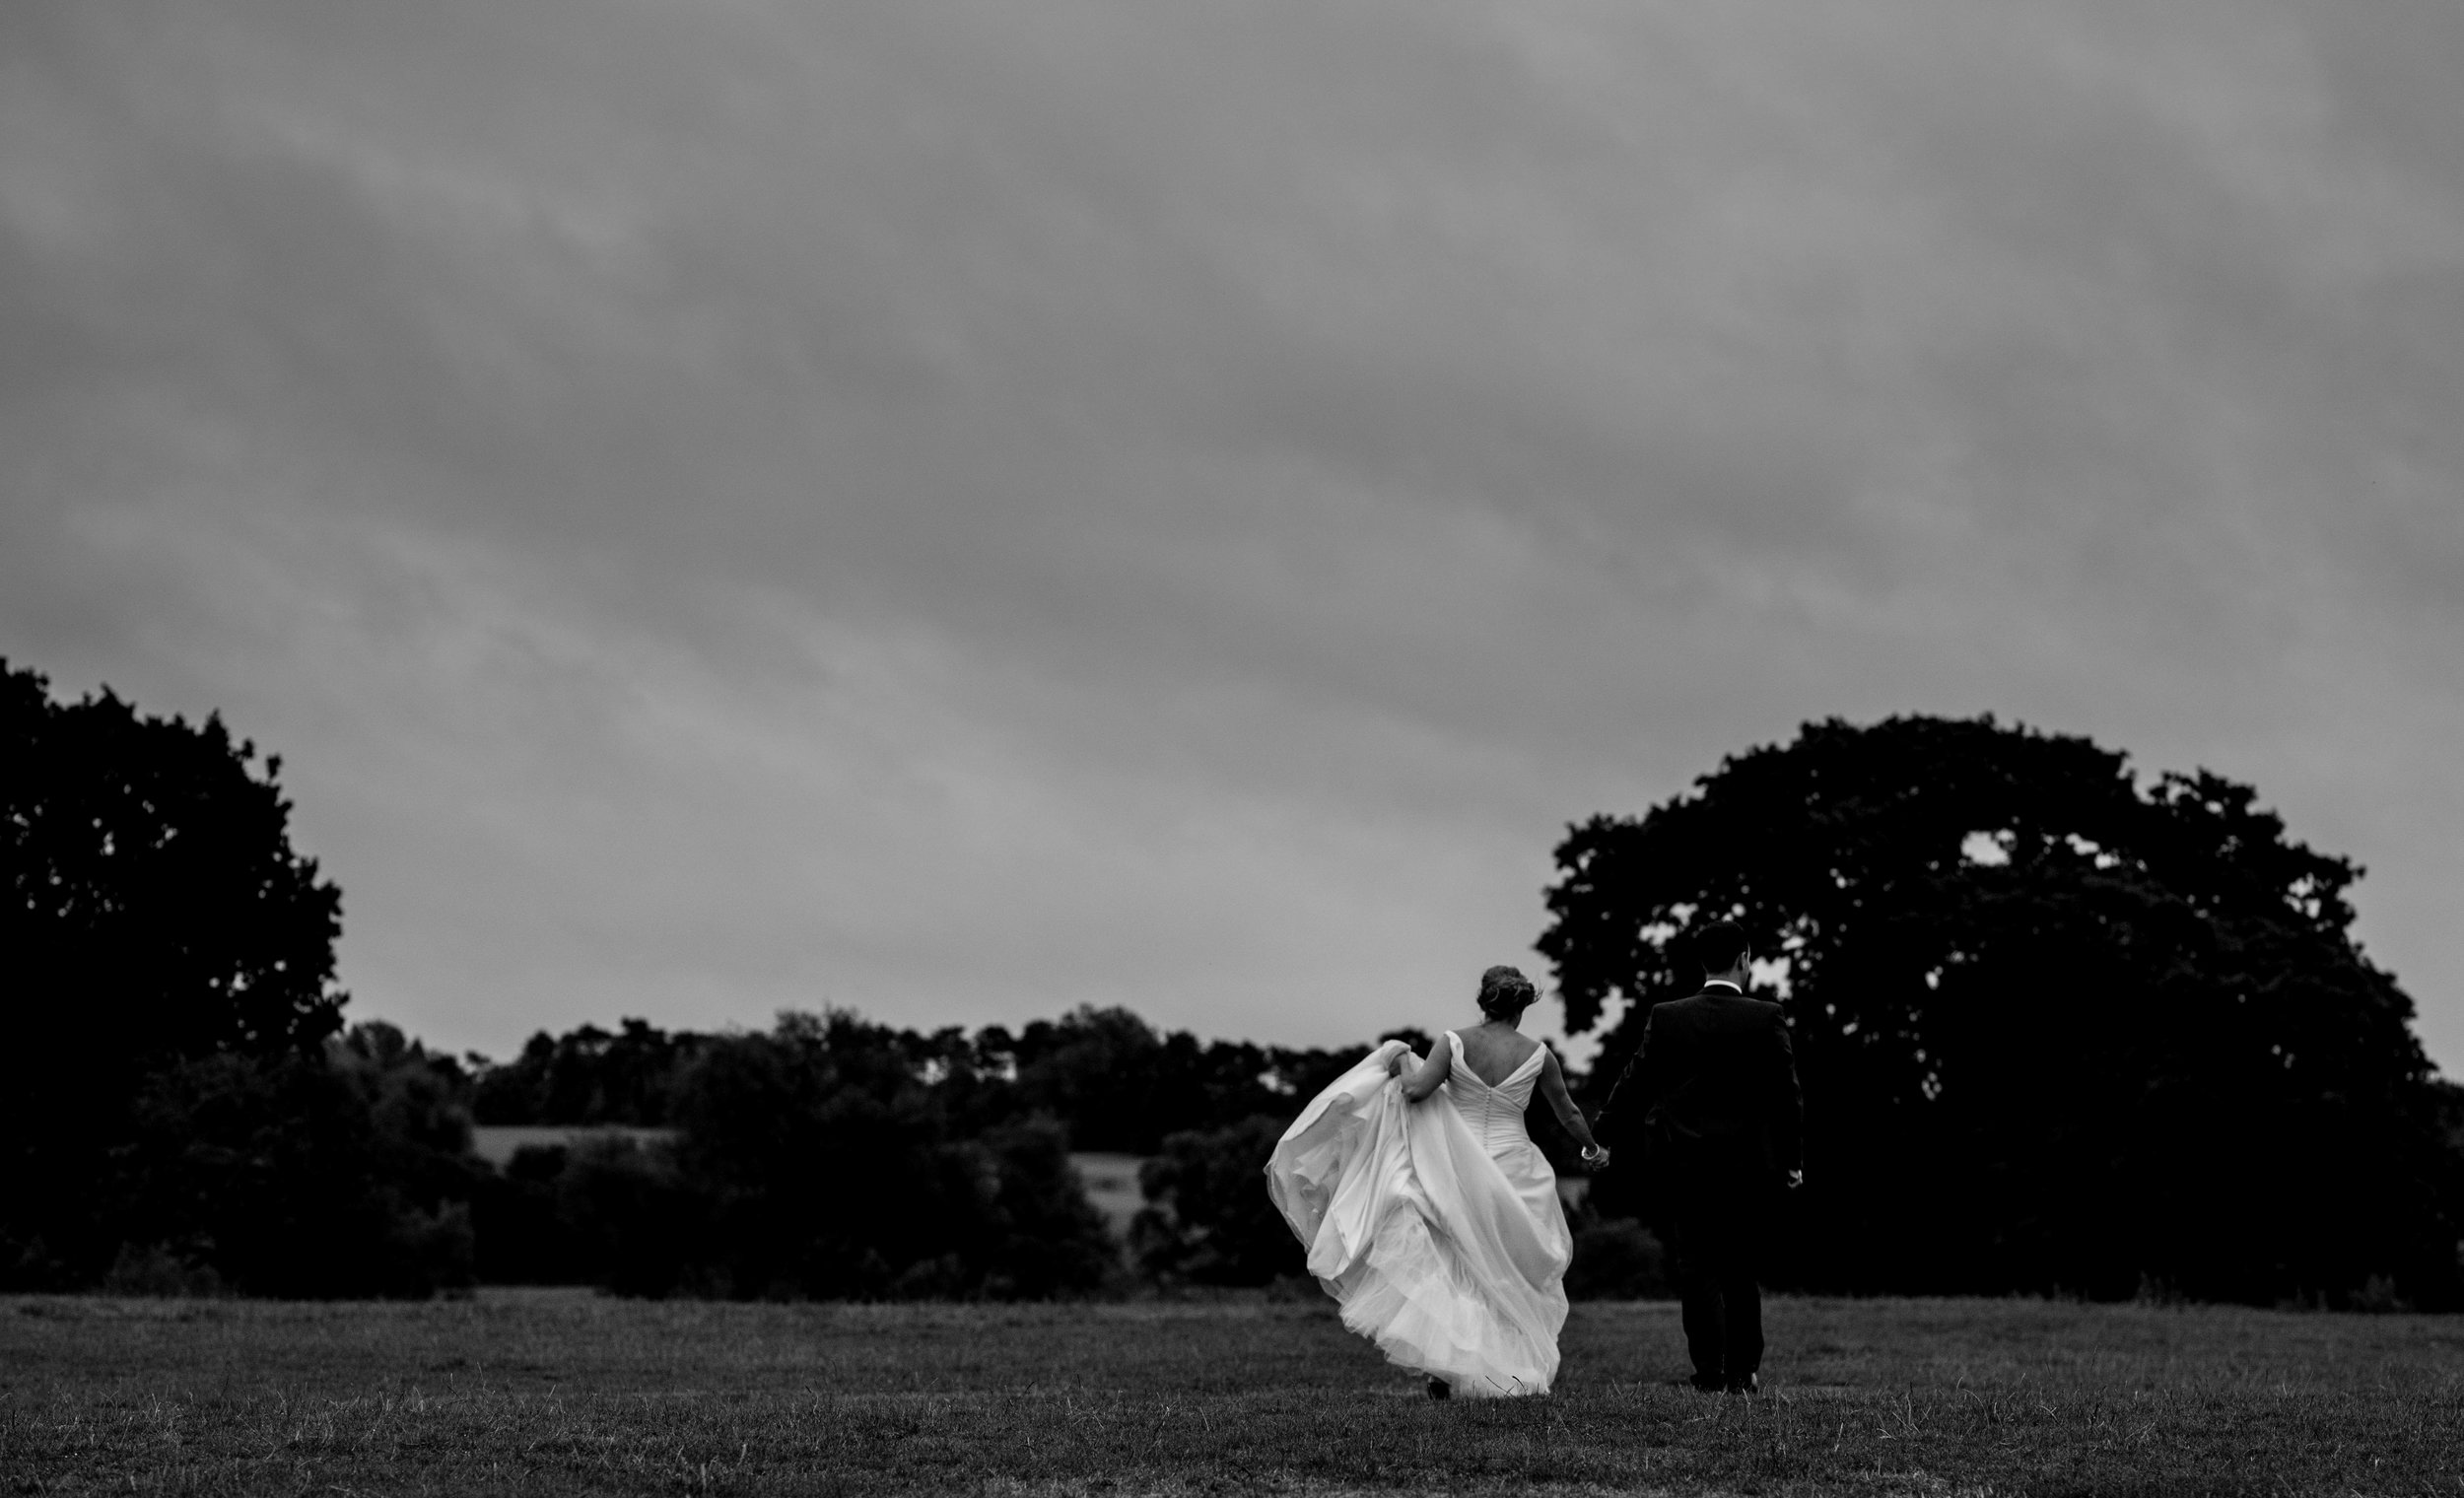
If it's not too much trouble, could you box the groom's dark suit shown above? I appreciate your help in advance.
[1598,982,1804,1390]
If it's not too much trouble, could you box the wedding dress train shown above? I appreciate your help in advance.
[1266,1033,1572,1396]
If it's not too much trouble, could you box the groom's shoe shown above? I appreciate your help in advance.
[1725,1374,1761,1396]
[1688,1373,1727,1394]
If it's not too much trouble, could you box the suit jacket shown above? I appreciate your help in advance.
[1598,984,1804,1183]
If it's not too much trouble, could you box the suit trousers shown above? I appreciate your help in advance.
[1663,1169,1771,1388]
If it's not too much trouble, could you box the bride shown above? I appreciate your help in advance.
[1266,965,1608,1398]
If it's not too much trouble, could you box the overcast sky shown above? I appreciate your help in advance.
[5,1,2460,1072]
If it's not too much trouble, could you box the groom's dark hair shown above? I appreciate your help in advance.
[1692,919,1750,975]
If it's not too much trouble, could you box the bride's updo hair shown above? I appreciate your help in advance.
[1475,965,1538,1021]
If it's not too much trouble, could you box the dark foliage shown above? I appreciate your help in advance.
[105,1024,480,1297]
[464,1006,1360,1151]
[470,1145,595,1285]
[468,1019,707,1125]
[1130,1116,1305,1286]
[1564,1216,1669,1300]
[1542,714,2464,1307]
[2,662,346,1064]
[0,662,456,1292]
[969,1008,1360,1154]
[467,1136,705,1294]
[3,661,349,1281]
[459,1008,1371,1297]
[556,1135,710,1298]
[529,1012,1119,1299]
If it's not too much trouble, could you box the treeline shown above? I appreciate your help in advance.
[466,1006,1366,1151]
[18,659,2456,1308]
[462,1006,1394,1297]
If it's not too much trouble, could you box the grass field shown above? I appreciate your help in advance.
[5,1290,2460,1496]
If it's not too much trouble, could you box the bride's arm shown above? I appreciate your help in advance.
[1388,1031,1452,1102]
[1535,1051,1605,1157]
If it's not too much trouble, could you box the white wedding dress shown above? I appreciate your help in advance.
[1266,1033,1573,1396]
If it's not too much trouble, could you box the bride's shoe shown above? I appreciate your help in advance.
[1425,1377,1453,1400]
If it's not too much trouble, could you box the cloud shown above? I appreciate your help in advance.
[3,0,2460,1065]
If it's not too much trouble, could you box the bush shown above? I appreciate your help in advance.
[99,1243,225,1298]
[1130,1115,1304,1287]
[560,1135,707,1298]
[470,1145,590,1285]
[640,1013,1114,1299]
[466,1137,709,1295]
[974,1120,1120,1298]
[107,1031,479,1298]
[1564,1217,1669,1300]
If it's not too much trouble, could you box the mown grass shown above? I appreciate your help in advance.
[4,1289,2460,1495]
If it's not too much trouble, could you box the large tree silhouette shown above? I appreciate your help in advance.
[1542,715,2464,1307]
[4,659,346,1281]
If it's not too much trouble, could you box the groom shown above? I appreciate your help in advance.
[1596,919,1804,1394]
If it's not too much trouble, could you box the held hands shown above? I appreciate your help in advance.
[1579,1144,1611,1171]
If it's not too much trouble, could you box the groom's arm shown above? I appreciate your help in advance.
[1593,1006,1663,1144]
[1765,1008,1805,1181]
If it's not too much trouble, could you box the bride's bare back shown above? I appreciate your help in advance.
[1386,967,1605,1171]
[1397,1024,1591,1151]
[1453,1022,1542,1089]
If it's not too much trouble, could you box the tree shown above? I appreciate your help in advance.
[660,1011,1116,1299]
[104,1024,480,1297]
[1130,1116,1305,1286]
[468,1018,705,1125]
[994,1007,1328,1153]
[4,660,347,1283]
[973,1006,1359,1154]
[1540,715,2464,1307]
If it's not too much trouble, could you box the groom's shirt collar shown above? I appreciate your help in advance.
[1702,980,1744,992]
